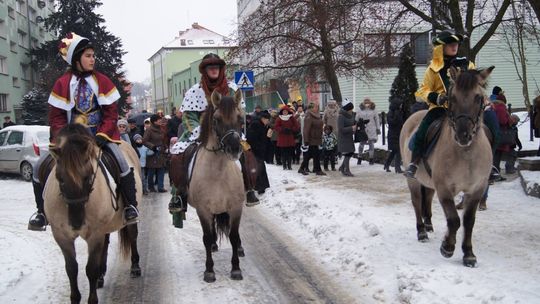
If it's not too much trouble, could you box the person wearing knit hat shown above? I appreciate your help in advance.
[28,32,139,231]
[337,98,357,176]
[117,119,131,144]
[405,29,476,178]
[490,86,504,102]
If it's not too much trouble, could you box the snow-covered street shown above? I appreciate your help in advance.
[1,160,539,303]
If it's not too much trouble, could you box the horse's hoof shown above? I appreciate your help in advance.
[204,271,216,283]
[231,270,243,280]
[425,224,434,233]
[417,231,429,242]
[238,246,245,257]
[440,241,455,258]
[211,243,218,252]
[130,265,141,278]
[97,275,104,288]
[463,255,477,267]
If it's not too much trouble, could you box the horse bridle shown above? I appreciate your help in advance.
[60,150,101,205]
[205,118,241,153]
[446,86,484,137]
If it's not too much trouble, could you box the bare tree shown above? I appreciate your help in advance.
[232,0,402,104]
[396,0,513,62]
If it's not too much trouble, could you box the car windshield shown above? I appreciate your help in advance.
[36,131,50,144]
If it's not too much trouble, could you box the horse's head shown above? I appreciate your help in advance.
[50,124,98,205]
[447,66,494,147]
[201,89,244,159]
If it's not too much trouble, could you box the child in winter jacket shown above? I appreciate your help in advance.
[322,125,338,171]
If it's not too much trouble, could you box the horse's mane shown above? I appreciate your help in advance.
[56,124,97,189]
[454,69,480,93]
[199,96,239,145]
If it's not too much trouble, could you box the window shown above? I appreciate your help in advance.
[7,131,23,145]
[10,41,17,53]
[8,6,15,19]
[0,132,7,146]
[39,27,44,38]
[18,31,27,48]
[0,94,7,112]
[0,57,7,74]
[175,83,178,96]
[31,38,38,48]
[0,19,6,38]
[29,8,36,22]
[365,32,429,67]
[21,64,28,80]
[193,77,196,84]
[16,0,27,15]
[12,77,19,88]
[180,39,186,46]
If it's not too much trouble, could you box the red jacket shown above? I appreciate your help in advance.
[48,71,121,144]
[274,115,299,147]
[492,100,511,152]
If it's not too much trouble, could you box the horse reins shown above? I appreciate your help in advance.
[446,86,484,136]
[204,118,241,153]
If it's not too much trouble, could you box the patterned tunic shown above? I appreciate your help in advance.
[170,81,245,154]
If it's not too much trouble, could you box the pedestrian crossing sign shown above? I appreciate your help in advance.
[235,70,255,91]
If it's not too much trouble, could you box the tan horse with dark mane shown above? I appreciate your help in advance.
[174,89,246,283]
[44,124,142,304]
[400,66,494,267]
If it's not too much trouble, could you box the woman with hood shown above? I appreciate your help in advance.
[355,98,380,165]
[337,99,357,176]
[274,105,300,170]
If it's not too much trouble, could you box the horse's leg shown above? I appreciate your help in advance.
[86,237,105,304]
[438,192,461,258]
[229,214,243,280]
[53,232,81,304]
[461,190,483,267]
[200,217,216,283]
[211,217,218,252]
[237,234,245,257]
[128,224,141,277]
[97,233,110,288]
[422,187,435,232]
[407,179,428,242]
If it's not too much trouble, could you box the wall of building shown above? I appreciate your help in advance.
[0,0,54,123]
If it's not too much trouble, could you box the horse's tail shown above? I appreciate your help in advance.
[68,203,85,230]
[118,226,132,259]
[214,213,230,242]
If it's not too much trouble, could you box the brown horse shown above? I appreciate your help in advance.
[186,89,246,282]
[44,124,142,303]
[400,66,494,267]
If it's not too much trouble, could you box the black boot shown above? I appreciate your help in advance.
[28,180,47,231]
[357,158,362,165]
[246,190,260,207]
[369,158,375,165]
[169,192,188,213]
[120,169,140,225]
[404,163,418,179]
[342,157,354,177]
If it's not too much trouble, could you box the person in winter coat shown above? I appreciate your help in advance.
[534,95,540,156]
[268,110,281,165]
[492,95,511,175]
[274,105,300,170]
[338,99,357,176]
[133,133,151,195]
[299,103,325,176]
[384,97,405,173]
[167,110,182,143]
[246,111,271,194]
[504,114,522,174]
[356,98,380,165]
[322,125,338,171]
[118,119,131,144]
[323,100,339,136]
[28,32,139,231]
[143,114,167,192]
[294,104,305,164]
[405,30,475,178]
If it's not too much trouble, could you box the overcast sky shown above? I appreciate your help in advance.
[96,0,238,83]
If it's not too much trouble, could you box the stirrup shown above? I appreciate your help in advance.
[404,164,418,179]
[28,212,47,231]
[123,206,139,226]
[168,195,184,213]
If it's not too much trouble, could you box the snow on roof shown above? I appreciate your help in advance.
[165,22,234,48]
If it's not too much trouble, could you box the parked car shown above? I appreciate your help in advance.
[0,125,49,181]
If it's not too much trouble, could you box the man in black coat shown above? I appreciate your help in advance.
[247,111,271,194]
[127,118,141,157]
[167,111,182,142]
[383,97,405,173]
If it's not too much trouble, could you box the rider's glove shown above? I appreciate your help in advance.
[436,94,448,106]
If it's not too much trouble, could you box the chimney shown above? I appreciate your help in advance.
[192,22,201,29]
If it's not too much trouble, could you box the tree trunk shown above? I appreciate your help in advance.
[318,12,342,105]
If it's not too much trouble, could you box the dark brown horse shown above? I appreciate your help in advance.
[187,89,246,282]
[44,124,142,303]
[400,67,494,267]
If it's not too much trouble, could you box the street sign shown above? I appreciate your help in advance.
[234,70,255,91]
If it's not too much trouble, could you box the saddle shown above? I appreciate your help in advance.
[170,143,199,192]
[423,117,444,159]
[38,149,121,192]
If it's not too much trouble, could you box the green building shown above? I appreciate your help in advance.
[0,0,55,123]
[148,23,233,114]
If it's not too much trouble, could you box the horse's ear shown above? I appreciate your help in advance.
[211,89,221,108]
[49,145,61,160]
[478,66,495,85]
[448,66,459,82]
[234,89,243,108]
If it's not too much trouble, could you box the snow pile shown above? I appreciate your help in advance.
[259,163,540,303]
[519,170,540,198]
